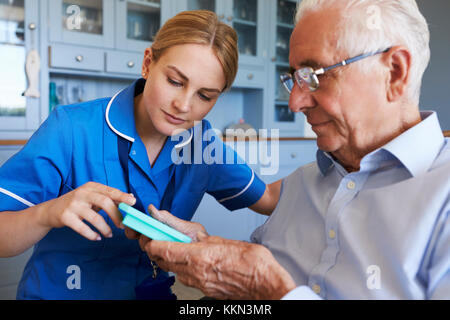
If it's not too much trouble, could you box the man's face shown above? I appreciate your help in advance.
[289,8,389,154]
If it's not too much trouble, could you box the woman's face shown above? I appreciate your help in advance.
[140,44,226,136]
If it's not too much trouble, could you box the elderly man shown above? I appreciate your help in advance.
[128,0,450,299]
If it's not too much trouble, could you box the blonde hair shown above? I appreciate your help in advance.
[151,10,239,91]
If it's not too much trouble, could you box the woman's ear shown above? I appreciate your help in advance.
[141,48,153,79]
[383,46,412,102]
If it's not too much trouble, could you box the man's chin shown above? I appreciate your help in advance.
[316,135,341,153]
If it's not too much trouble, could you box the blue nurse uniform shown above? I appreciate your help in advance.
[0,79,266,299]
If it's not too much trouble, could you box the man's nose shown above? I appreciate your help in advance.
[288,84,315,113]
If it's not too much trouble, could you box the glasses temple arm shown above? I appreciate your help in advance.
[317,47,391,74]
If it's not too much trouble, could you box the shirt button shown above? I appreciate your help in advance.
[131,150,137,156]
[312,285,321,294]
[347,180,356,190]
[329,229,336,239]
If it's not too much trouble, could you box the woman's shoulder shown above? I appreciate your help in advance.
[56,97,111,120]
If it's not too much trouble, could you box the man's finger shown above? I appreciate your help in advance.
[124,227,140,240]
[149,205,188,231]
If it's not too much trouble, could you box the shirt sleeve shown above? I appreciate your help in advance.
[281,286,323,300]
[0,107,73,211]
[426,208,450,299]
[201,121,266,211]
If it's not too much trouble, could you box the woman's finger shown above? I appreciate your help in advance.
[83,190,130,229]
[61,210,101,241]
[79,207,113,239]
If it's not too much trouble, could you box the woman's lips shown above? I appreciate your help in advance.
[163,110,186,125]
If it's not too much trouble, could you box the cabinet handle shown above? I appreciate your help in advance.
[247,73,254,80]
[127,61,135,68]
[28,23,37,30]
[271,57,277,62]
[290,153,298,159]
[218,14,225,20]
[227,16,233,22]
[75,55,84,62]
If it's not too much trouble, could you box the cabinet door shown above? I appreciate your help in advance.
[226,0,266,66]
[267,0,307,136]
[48,0,114,48]
[0,0,40,132]
[116,0,169,53]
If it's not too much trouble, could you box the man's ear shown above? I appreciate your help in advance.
[383,46,412,102]
[141,47,153,79]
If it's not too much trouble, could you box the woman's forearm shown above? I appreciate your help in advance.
[0,203,51,257]
[249,180,282,216]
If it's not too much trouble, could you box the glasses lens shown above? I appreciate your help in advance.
[280,74,294,93]
[295,67,319,92]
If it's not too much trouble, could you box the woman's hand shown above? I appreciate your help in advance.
[39,182,136,241]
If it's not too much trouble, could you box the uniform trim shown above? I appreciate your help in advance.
[0,187,35,207]
[105,89,135,143]
[218,170,255,204]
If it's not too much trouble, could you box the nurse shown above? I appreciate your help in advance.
[0,11,281,299]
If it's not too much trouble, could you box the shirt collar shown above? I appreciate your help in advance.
[105,78,193,149]
[317,111,445,177]
[382,111,444,177]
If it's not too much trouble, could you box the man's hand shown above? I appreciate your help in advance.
[124,204,208,249]
[145,234,296,300]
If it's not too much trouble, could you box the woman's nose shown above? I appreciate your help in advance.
[173,92,191,113]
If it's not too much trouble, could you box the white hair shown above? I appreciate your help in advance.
[295,0,430,104]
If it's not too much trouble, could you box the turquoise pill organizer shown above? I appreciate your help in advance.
[119,203,192,243]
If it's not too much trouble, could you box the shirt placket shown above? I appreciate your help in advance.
[308,169,370,298]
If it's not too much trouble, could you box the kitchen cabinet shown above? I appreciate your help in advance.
[1,0,315,139]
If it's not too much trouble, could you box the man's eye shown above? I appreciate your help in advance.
[168,78,182,86]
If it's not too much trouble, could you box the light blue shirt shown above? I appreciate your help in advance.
[252,111,450,299]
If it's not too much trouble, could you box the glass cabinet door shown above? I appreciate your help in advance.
[116,0,162,52]
[269,0,305,134]
[48,0,114,48]
[0,0,26,118]
[232,0,258,57]
[0,0,40,133]
[62,0,103,35]
[187,0,216,12]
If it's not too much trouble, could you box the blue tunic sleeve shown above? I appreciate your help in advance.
[202,121,266,211]
[0,107,73,211]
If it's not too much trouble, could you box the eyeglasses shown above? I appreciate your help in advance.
[280,48,391,93]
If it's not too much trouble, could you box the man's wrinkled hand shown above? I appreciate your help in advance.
[144,234,296,300]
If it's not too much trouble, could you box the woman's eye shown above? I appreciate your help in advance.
[168,78,182,87]
[198,93,212,102]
